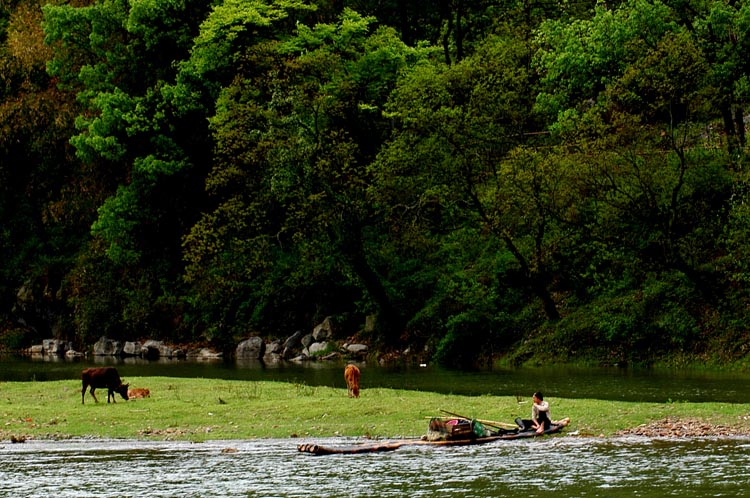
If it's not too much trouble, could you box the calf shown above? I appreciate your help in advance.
[127,388,150,399]
[344,364,360,398]
[81,367,129,404]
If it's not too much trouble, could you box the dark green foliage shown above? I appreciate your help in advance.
[530,272,701,366]
[0,0,748,366]
[0,327,29,350]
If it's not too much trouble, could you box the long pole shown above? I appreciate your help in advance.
[440,409,518,430]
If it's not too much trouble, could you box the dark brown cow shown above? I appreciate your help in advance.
[344,364,360,398]
[81,367,129,404]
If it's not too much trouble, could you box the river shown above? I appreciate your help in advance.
[2,436,749,497]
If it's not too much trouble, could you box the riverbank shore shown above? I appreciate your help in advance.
[616,417,750,437]
[1,377,749,442]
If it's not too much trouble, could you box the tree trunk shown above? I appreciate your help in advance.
[502,234,560,321]
[343,224,404,346]
[442,5,453,66]
[734,106,746,147]
[455,0,464,62]
[721,104,738,154]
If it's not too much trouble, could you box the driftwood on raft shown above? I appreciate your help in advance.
[297,435,510,455]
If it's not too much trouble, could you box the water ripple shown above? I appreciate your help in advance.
[1,437,749,497]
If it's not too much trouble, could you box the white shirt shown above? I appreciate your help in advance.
[532,400,550,421]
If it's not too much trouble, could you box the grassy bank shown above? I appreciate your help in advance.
[1,377,749,442]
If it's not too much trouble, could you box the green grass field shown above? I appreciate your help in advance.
[1,377,749,441]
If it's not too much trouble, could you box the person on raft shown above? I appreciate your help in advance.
[516,391,552,434]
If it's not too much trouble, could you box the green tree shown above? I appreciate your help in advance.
[530,0,745,361]
[184,9,424,346]
[42,0,219,341]
[372,31,563,363]
[1,0,83,342]
[692,0,750,154]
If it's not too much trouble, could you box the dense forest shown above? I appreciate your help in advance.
[1,0,749,367]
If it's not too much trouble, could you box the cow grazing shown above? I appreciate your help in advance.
[127,388,150,399]
[344,364,360,398]
[81,367,129,404]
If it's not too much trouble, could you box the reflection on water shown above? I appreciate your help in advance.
[3,353,750,402]
[1,437,749,497]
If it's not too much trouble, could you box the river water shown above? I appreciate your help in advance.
[1,436,749,497]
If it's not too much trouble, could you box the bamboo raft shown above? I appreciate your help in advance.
[297,412,570,456]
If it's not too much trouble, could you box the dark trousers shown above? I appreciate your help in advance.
[519,413,551,431]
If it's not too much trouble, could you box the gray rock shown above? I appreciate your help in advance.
[123,341,142,356]
[93,337,123,356]
[42,339,71,356]
[266,340,283,355]
[282,331,305,359]
[308,341,329,355]
[142,340,163,360]
[159,345,175,358]
[264,353,282,364]
[312,317,334,341]
[191,348,223,360]
[301,334,315,348]
[236,336,265,359]
[283,330,304,350]
[346,344,369,354]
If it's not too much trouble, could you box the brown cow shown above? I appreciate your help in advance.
[344,364,360,398]
[127,388,150,399]
[81,367,129,404]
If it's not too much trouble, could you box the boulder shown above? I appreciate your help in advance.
[142,340,164,360]
[282,331,305,359]
[236,336,265,359]
[346,343,369,355]
[301,334,315,348]
[158,345,175,358]
[190,348,223,360]
[308,341,329,355]
[312,317,335,341]
[266,340,283,355]
[123,341,142,356]
[264,350,283,364]
[93,337,123,356]
[283,330,304,350]
[42,339,72,356]
[264,340,283,362]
